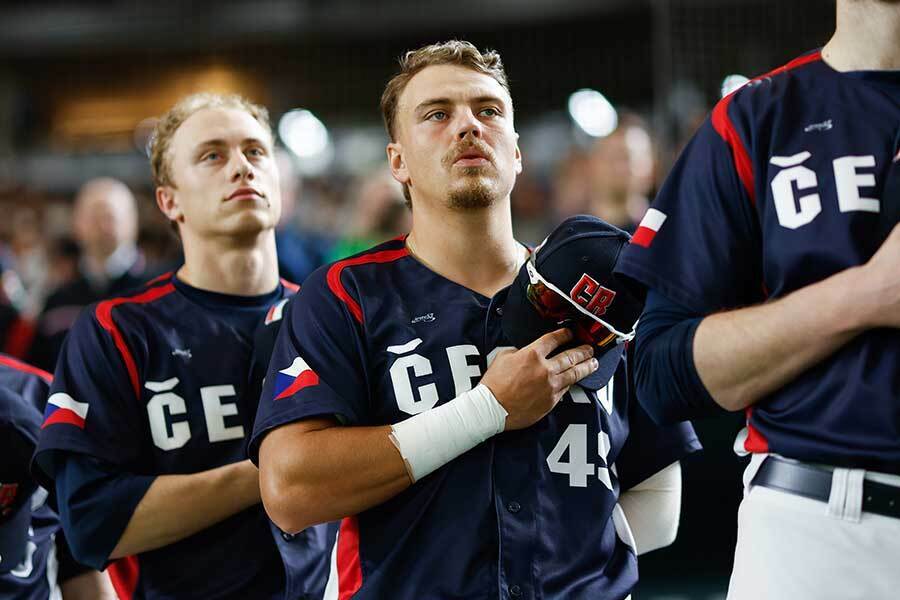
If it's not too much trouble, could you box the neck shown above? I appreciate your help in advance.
[823,1,900,71]
[407,198,524,298]
[177,231,279,296]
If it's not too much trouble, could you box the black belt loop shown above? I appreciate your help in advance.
[752,456,900,520]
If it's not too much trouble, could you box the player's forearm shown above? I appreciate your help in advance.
[260,419,411,533]
[60,570,118,600]
[108,460,260,559]
[693,265,869,410]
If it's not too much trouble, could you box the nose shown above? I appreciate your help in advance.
[230,151,255,182]
[455,108,483,141]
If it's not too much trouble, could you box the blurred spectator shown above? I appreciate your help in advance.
[45,236,81,295]
[274,150,332,283]
[328,166,410,261]
[29,178,152,371]
[510,173,551,246]
[2,208,49,319]
[585,113,656,232]
[551,147,592,220]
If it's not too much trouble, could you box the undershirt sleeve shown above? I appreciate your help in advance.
[632,290,727,425]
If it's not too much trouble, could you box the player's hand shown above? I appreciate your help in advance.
[481,328,598,431]
[857,222,900,328]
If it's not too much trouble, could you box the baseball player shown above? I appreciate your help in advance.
[251,41,699,599]
[1,354,115,600]
[615,1,900,598]
[32,94,332,599]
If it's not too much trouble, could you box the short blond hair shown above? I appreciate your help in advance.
[150,93,272,188]
[380,40,510,142]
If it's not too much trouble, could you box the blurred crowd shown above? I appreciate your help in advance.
[0,109,668,372]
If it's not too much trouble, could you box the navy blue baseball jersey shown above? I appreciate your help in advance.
[0,357,63,600]
[618,50,900,473]
[250,237,700,600]
[33,273,330,599]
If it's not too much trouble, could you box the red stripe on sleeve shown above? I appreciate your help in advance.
[337,516,363,599]
[711,50,822,207]
[0,354,52,383]
[630,226,657,249]
[94,283,176,400]
[711,94,756,204]
[40,409,85,429]
[326,248,409,324]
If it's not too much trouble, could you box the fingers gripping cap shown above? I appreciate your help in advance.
[501,215,646,390]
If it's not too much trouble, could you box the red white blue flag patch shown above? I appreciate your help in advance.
[42,392,89,429]
[274,356,320,400]
[632,208,667,248]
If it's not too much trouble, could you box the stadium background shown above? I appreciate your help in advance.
[0,1,834,597]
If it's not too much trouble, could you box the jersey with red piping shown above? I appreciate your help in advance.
[617,50,900,473]
[32,273,331,599]
[0,357,60,599]
[250,236,699,599]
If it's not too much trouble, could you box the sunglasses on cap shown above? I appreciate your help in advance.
[524,256,636,350]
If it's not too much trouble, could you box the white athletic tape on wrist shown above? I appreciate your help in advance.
[389,384,508,483]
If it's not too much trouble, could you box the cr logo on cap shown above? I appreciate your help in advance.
[570,274,616,317]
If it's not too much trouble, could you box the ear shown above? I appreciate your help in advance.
[386,141,411,187]
[155,186,183,224]
[514,133,523,175]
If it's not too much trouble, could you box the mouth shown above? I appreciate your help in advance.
[453,152,491,168]
[226,187,265,202]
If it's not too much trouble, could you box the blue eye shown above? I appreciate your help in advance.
[427,111,448,121]
[203,152,220,161]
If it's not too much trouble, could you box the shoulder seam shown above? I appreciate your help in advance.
[710,51,823,205]
[94,282,177,400]
[0,354,53,383]
[326,244,409,324]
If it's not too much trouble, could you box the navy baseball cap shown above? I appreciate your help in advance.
[502,215,645,390]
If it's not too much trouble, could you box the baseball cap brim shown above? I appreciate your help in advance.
[502,264,623,391]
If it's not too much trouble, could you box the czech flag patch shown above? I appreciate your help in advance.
[631,208,667,248]
[42,393,89,429]
[274,356,320,400]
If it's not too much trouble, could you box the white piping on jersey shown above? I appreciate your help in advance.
[145,378,179,393]
[386,338,423,355]
[770,151,811,168]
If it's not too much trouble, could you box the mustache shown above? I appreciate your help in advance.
[442,139,495,168]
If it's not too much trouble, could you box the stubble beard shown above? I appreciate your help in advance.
[447,169,497,210]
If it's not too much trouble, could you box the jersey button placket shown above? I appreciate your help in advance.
[506,501,521,513]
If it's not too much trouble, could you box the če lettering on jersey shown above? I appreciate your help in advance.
[617,50,900,473]
[251,237,699,600]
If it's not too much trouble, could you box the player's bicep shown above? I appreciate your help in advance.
[250,278,370,462]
